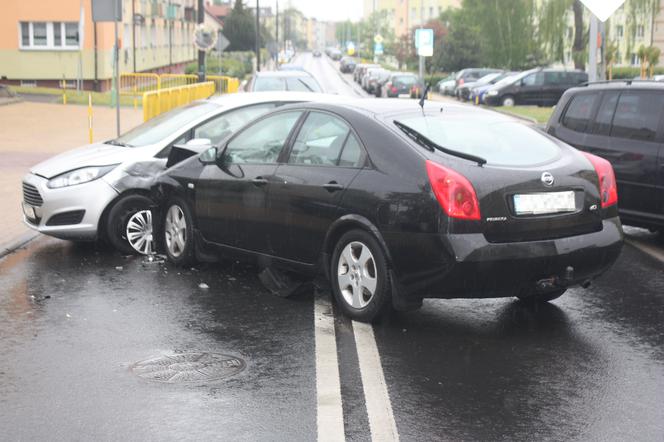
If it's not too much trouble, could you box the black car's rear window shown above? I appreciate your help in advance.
[393,114,561,167]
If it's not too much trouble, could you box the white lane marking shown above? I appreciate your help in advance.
[626,238,664,263]
[352,321,400,442]
[315,296,346,442]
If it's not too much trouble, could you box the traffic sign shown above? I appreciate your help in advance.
[579,0,625,22]
[374,34,383,44]
[216,32,230,52]
[347,41,356,56]
[415,29,434,57]
[374,42,383,55]
[194,24,217,52]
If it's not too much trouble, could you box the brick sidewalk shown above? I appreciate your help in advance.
[0,102,143,252]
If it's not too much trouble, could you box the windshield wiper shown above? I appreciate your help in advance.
[393,120,487,167]
[105,139,133,147]
[297,79,314,92]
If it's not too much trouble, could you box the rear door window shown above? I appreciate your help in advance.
[288,112,350,166]
[561,93,598,133]
[522,72,544,86]
[610,92,663,141]
[591,92,619,136]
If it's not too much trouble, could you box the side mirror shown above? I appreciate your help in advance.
[199,146,218,164]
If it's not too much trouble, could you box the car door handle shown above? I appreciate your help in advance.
[323,181,344,192]
[252,177,268,186]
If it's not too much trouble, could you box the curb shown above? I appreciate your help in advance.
[0,231,39,259]
[0,97,22,107]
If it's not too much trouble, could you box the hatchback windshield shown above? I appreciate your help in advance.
[253,76,322,92]
[111,102,219,148]
[393,114,560,166]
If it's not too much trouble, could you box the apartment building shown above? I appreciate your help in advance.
[0,0,199,91]
[363,0,460,37]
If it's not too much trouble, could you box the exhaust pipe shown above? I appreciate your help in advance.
[535,266,575,293]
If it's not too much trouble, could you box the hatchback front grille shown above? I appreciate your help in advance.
[46,210,85,226]
[22,182,43,207]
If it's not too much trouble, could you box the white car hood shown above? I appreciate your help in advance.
[30,142,144,179]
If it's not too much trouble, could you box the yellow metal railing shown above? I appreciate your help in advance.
[207,75,240,93]
[120,73,160,108]
[142,81,216,121]
[160,73,198,89]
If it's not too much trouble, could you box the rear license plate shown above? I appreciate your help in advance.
[22,202,36,220]
[398,93,410,98]
[513,191,576,215]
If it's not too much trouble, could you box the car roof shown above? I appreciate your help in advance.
[568,79,664,92]
[204,91,349,107]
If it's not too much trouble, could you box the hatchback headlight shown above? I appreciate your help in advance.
[487,90,499,96]
[47,165,117,189]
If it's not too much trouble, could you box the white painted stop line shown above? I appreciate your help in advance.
[353,321,400,442]
[315,296,345,442]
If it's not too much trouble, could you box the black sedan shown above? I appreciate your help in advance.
[150,100,623,322]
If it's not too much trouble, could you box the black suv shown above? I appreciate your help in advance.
[484,68,587,107]
[547,80,664,231]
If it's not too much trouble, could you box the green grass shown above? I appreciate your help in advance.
[494,105,554,124]
[9,86,138,107]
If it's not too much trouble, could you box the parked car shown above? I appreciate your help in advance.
[278,63,305,71]
[150,100,623,322]
[354,64,379,83]
[484,68,588,107]
[370,70,392,97]
[312,50,322,57]
[470,73,519,105]
[339,56,357,73]
[381,73,422,98]
[244,71,323,93]
[437,73,456,95]
[546,80,664,232]
[20,92,342,255]
[454,68,502,97]
[361,67,385,91]
[457,72,505,101]
[329,48,343,61]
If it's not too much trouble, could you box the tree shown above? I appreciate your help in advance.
[224,0,256,51]
[637,44,648,77]
[537,0,586,70]
[625,0,661,64]
[646,45,661,77]
[438,8,482,71]
[605,40,619,80]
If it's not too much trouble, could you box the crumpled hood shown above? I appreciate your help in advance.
[30,142,140,179]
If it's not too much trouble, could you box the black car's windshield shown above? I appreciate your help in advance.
[254,76,322,92]
[393,114,560,166]
[110,102,219,148]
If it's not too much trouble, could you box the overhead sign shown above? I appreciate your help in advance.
[91,0,122,22]
[193,24,218,52]
[415,29,434,57]
[374,42,383,55]
[579,0,625,22]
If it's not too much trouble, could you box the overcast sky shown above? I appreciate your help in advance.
[257,0,364,23]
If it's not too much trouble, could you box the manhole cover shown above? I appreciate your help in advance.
[131,352,245,383]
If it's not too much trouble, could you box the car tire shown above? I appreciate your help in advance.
[105,194,154,255]
[162,197,196,266]
[330,229,392,322]
[501,95,516,107]
[517,289,566,304]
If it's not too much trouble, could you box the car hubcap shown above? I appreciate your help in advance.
[126,210,154,255]
[337,241,378,309]
[164,205,187,258]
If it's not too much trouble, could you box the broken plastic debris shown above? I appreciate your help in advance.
[115,266,123,271]
[198,283,210,289]
[66,313,71,318]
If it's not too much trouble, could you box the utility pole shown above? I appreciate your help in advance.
[276,0,279,52]
[197,0,205,82]
[132,0,136,72]
[418,0,424,82]
[114,4,120,136]
[255,0,261,71]
[589,13,598,82]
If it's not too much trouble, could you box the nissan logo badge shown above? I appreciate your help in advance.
[541,172,555,187]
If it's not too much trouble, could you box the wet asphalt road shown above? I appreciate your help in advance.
[2,54,664,441]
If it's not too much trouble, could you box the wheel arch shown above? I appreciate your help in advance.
[96,188,153,241]
[321,214,394,280]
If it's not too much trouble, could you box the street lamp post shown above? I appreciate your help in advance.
[255,0,261,72]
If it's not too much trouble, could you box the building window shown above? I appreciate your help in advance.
[429,6,433,17]
[19,21,79,49]
[636,25,644,38]
[616,25,623,39]
[631,53,640,66]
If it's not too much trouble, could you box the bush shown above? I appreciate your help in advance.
[185,51,255,79]
[611,66,664,79]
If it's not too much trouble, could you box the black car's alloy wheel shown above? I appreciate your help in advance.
[106,194,154,255]
[331,230,391,322]
[163,198,195,266]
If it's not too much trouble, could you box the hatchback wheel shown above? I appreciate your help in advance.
[501,95,515,107]
[163,199,195,266]
[106,194,154,255]
[331,230,391,322]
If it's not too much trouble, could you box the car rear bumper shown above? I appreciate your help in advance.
[387,217,624,299]
[21,172,119,241]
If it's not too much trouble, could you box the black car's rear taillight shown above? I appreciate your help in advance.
[581,152,618,208]
[426,160,481,220]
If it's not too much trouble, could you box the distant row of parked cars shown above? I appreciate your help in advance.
[438,67,589,107]
[339,56,426,99]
